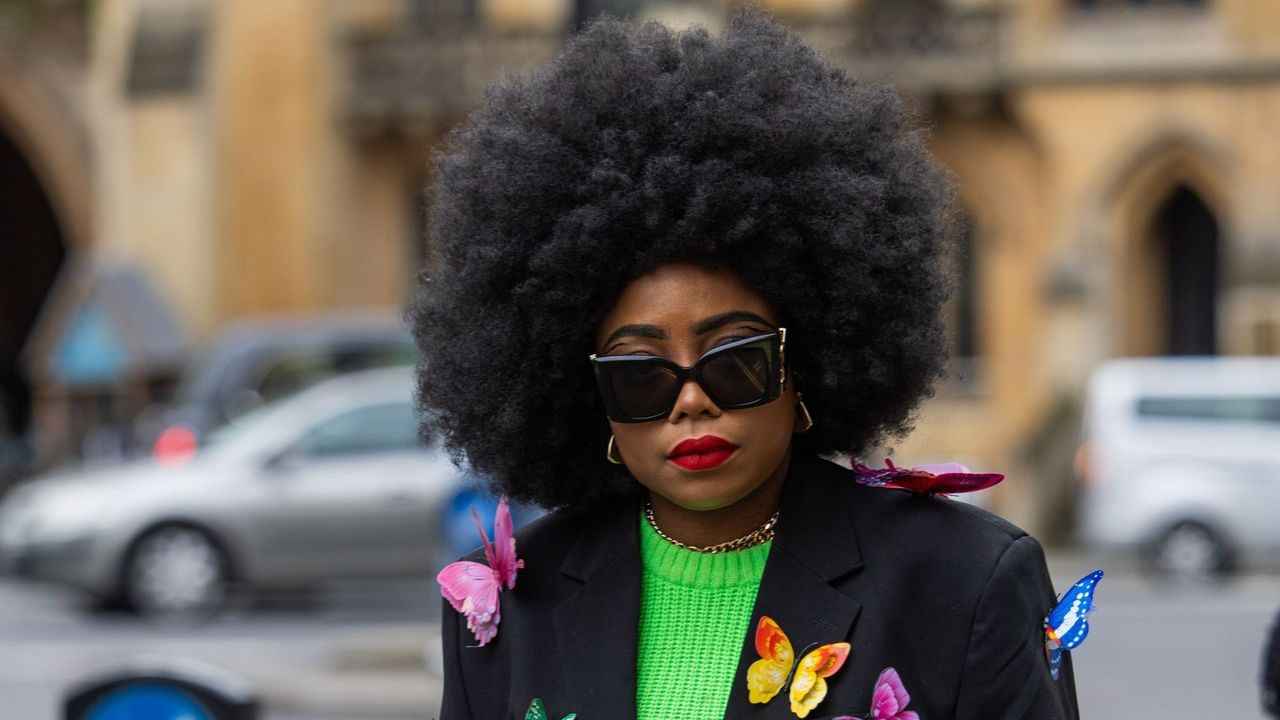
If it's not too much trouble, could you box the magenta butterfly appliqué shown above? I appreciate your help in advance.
[834,667,919,720]
[852,458,1003,496]
[436,495,524,646]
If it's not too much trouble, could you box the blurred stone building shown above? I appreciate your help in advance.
[2,0,1278,533]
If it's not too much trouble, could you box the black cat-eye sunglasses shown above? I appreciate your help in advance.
[589,329,786,423]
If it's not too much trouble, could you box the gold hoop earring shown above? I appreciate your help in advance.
[607,434,625,465]
[795,397,815,434]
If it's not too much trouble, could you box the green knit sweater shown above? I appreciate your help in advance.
[636,513,772,720]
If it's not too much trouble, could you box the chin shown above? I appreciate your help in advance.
[657,475,756,512]
[671,496,740,512]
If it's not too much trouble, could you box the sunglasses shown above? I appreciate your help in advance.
[589,329,787,423]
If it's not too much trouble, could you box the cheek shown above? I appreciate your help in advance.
[748,399,797,451]
[609,422,662,464]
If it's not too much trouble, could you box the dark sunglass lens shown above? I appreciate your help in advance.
[701,345,770,405]
[609,362,679,418]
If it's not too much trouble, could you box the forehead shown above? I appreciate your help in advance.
[599,263,778,331]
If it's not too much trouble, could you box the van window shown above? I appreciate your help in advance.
[1136,396,1280,424]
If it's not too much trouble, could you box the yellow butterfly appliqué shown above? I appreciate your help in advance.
[747,615,851,718]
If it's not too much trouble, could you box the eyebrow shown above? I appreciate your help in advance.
[601,310,775,349]
[691,311,775,336]
[602,324,667,348]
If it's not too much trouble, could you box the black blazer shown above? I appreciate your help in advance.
[439,452,1081,720]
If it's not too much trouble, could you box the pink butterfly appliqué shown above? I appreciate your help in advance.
[834,667,919,720]
[852,458,1003,496]
[436,495,524,646]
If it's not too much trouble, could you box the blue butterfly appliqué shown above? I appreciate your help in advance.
[1043,569,1103,680]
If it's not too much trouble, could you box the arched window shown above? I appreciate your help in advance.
[948,219,983,391]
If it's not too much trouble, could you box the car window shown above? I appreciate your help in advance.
[297,402,421,457]
[255,343,418,407]
[201,401,288,453]
[256,353,335,407]
[1136,395,1280,424]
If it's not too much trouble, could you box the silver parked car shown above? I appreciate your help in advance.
[0,367,466,617]
[1077,357,1280,582]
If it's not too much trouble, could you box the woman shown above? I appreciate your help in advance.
[409,10,1080,720]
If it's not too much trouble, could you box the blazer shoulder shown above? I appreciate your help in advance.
[512,504,593,558]
[450,503,591,568]
[510,498,640,579]
[804,454,1034,567]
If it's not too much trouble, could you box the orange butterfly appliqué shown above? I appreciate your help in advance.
[747,615,851,718]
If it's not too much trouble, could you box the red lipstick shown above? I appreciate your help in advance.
[667,435,738,471]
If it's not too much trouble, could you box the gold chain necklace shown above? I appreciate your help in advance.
[644,501,779,554]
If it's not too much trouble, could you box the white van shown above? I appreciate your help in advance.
[1077,357,1280,581]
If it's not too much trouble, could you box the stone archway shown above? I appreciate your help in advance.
[1098,134,1230,357]
[0,123,68,453]
[0,53,89,465]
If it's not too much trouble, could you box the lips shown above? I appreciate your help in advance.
[667,435,738,471]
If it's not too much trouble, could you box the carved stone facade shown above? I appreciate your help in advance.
[4,0,1279,532]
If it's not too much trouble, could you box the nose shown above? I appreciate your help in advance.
[666,377,722,423]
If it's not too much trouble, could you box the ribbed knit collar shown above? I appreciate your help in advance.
[639,510,772,588]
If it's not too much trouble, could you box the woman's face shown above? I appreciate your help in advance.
[595,263,798,512]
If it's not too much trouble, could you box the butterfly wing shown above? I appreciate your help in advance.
[1044,569,1103,678]
[490,496,525,589]
[437,560,502,646]
[788,642,851,719]
[1047,570,1104,651]
[748,616,795,704]
[437,560,496,614]
[870,667,919,720]
[530,699,578,720]
[851,461,894,487]
[853,459,1003,495]
[1045,638,1064,681]
[886,470,1004,495]
[525,698,549,720]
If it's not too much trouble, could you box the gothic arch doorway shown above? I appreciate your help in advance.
[1154,186,1219,355]
[1100,134,1229,358]
[0,125,67,457]
[1121,183,1220,357]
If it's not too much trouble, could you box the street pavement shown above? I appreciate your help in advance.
[1053,553,1279,720]
[0,579,441,719]
[1,552,1277,719]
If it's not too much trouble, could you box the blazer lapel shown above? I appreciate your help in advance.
[723,453,865,719]
[549,454,863,720]
[553,497,642,720]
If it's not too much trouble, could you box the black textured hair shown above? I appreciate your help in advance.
[406,9,955,509]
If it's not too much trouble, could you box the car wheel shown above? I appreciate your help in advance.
[1148,521,1232,584]
[124,525,229,620]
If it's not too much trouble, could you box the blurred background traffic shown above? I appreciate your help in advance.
[2,0,1279,718]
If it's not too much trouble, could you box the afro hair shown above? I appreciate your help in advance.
[406,9,957,510]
